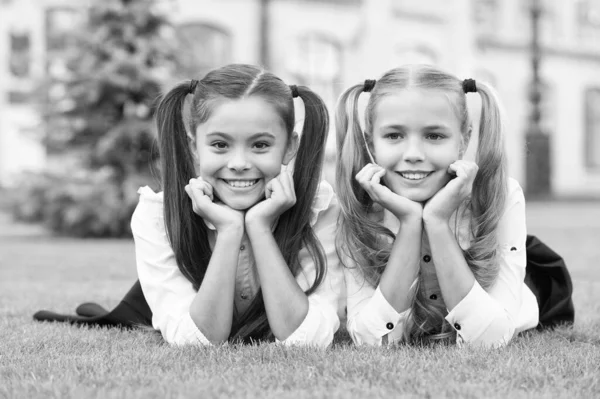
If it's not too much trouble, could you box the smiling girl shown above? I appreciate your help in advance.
[134,64,345,346]
[335,65,573,347]
[34,64,343,346]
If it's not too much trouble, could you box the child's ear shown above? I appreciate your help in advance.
[188,132,200,173]
[282,131,299,165]
[459,126,472,158]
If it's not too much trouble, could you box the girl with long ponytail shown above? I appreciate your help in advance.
[34,64,343,347]
[132,63,343,346]
[335,64,573,348]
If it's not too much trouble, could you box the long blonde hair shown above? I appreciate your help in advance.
[335,65,507,344]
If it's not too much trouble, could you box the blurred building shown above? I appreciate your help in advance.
[1,0,600,197]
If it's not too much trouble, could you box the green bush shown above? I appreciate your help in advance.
[9,169,158,237]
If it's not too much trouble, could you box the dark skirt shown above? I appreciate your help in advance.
[524,235,575,328]
[33,234,575,330]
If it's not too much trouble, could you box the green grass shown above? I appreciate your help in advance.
[1,201,600,398]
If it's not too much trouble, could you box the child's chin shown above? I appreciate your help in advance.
[398,189,435,204]
[221,195,263,211]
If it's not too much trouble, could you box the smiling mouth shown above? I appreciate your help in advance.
[221,179,260,188]
[396,171,433,181]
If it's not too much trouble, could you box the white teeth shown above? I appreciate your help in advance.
[400,172,430,180]
[225,180,258,188]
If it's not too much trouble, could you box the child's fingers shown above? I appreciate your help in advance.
[189,178,214,199]
[370,168,386,185]
[449,161,478,180]
[201,181,214,201]
[280,171,295,198]
[356,163,383,184]
[185,184,204,215]
[369,182,390,201]
[264,178,275,199]
[355,163,377,181]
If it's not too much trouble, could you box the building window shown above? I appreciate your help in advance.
[576,0,600,42]
[585,88,600,169]
[287,33,342,111]
[472,0,499,35]
[9,31,31,78]
[45,7,82,79]
[176,23,232,77]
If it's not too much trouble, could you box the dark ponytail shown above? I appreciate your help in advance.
[155,81,211,289]
[230,84,330,343]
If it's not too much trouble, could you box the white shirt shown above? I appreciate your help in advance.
[344,178,539,348]
[131,181,343,347]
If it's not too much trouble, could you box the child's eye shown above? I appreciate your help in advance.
[384,132,402,140]
[211,141,228,149]
[426,133,444,141]
[253,141,271,150]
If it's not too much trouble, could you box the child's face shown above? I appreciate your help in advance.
[195,96,296,210]
[371,89,463,203]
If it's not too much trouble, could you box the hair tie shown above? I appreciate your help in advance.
[289,85,299,98]
[189,79,198,94]
[462,79,477,94]
[363,79,376,93]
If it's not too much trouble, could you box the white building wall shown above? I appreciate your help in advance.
[1,0,599,196]
[0,0,47,185]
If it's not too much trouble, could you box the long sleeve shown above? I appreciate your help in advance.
[130,187,211,346]
[345,265,409,345]
[444,178,539,347]
[277,182,343,347]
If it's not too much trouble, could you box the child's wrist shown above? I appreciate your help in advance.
[399,215,423,228]
[422,215,450,229]
[217,223,245,238]
[244,218,273,235]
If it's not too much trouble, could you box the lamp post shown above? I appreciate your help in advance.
[525,0,552,198]
[259,0,271,68]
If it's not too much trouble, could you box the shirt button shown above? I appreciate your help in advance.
[423,255,431,263]
[454,323,461,331]
[386,322,394,330]
[429,294,437,300]
[240,245,245,250]
[510,247,516,251]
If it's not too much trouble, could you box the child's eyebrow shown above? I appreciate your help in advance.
[381,124,407,131]
[248,132,276,140]
[204,132,277,140]
[423,124,451,131]
[205,131,232,139]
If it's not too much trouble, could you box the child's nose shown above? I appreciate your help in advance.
[403,138,425,162]
[227,150,251,171]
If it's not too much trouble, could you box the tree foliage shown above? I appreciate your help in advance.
[12,0,179,237]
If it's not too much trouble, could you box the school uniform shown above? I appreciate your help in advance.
[344,178,574,348]
[34,181,344,347]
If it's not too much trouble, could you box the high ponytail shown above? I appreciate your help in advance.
[281,85,329,282]
[335,84,395,286]
[155,81,211,289]
[463,81,507,289]
[230,85,330,343]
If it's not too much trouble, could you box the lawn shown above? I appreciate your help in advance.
[1,201,600,398]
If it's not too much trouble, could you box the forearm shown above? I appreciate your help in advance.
[423,220,475,310]
[189,227,243,344]
[378,218,423,313]
[246,223,309,341]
